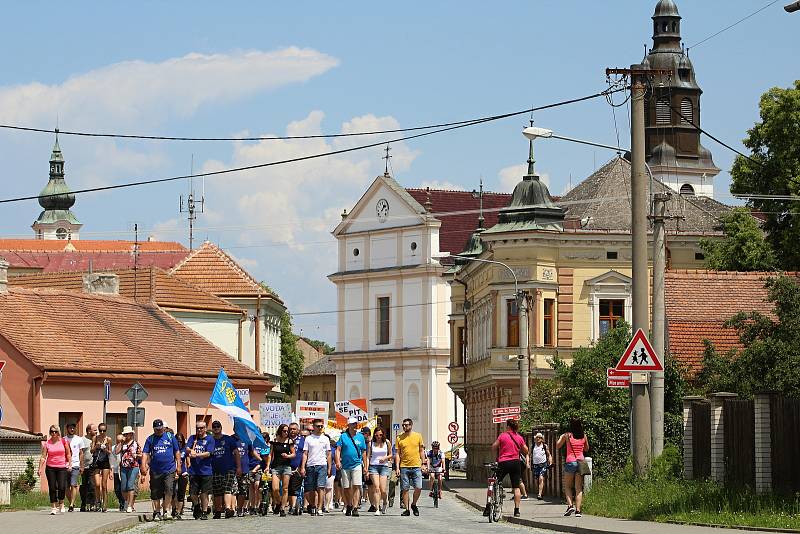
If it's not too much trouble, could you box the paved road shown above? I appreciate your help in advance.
[122,497,554,534]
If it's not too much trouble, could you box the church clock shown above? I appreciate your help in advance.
[376,198,389,223]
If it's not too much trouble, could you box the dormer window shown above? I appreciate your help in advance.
[680,184,695,196]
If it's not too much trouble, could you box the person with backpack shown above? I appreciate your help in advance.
[117,426,140,514]
[141,419,181,521]
[39,424,72,515]
[531,432,553,500]
[489,418,529,518]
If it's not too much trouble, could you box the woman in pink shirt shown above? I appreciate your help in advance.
[556,417,589,518]
[39,424,72,515]
[489,419,529,518]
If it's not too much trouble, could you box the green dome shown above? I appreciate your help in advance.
[38,178,75,210]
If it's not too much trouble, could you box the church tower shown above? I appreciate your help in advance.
[32,133,82,240]
[642,0,719,198]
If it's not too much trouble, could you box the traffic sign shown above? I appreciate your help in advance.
[392,423,401,432]
[492,413,521,424]
[125,382,148,407]
[127,407,145,427]
[103,380,111,402]
[615,329,663,372]
[607,376,631,388]
[448,421,459,433]
[0,360,6,373]
[491,406,520,417]
[447,432,458,445]
[607,368,630,378]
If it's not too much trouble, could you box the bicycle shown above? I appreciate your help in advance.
[484,463,504,523]
[430,473,442,508]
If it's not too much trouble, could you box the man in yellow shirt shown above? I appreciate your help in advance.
[394,418,424,516]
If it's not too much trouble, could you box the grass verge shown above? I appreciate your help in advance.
[584,476,800,530]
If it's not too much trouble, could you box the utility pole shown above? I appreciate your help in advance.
[519,293,529,403]
[607,65,670,475]
[650,192,668,458]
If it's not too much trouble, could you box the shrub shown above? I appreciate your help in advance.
[11,458,37,495]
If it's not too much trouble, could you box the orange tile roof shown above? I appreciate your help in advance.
[0,287,267,382]
[8,267,243,314]
[665,270,795,375]
[171,241,278,300]
[0,239,186,253]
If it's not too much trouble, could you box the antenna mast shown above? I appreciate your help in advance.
[180,155,204,251]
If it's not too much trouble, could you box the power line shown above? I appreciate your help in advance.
[686,0,781,51]
[0,88,621,206]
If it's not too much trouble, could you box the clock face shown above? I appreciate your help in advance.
[376,198,389,222]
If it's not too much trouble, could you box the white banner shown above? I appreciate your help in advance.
[334,399,369,425]
[236,388,251,410]
[259,402,292,428]
[296,400,329,421]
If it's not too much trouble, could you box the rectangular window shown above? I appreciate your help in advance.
[58,412,82,434]
[543,299,555,347]
[507,299,519,347]
[458,326,466,363]
[599,299,625,337]
[377,296,390,345]
[105,413,127,439]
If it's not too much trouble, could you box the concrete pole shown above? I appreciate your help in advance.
[630,66,652,475]
[519,294,530,403]
[651,192,668,457]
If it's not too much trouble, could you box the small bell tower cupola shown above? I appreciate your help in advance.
[642,0,720,198]
[32,131,83,240]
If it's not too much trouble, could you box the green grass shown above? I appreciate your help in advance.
[584,477,800,530]
[0,489,152,512]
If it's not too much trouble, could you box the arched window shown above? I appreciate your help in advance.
[656,98,671,125]
[407,384,420,421]
[680,98,693,125]
[349,385,360,400]
[680,184,695,196]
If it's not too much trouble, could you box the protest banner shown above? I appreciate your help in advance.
[259,402,292,429]
[296,400,330,423]
[334,398,369,427]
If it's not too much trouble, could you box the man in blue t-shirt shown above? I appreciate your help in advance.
[186,421,214,520]
[335,417,368,517]
[288,423,305,514]
[233,434,259,517]
[210,420,241,519]
[141,419,181,522]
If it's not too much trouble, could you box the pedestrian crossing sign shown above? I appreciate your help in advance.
[615,328,663,372]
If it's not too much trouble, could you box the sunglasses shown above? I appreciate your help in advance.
[98,428,107,433]
[280,429,289,433]
[49,430,59,434]
[314,425,324,428]
[402,423,411,427]
[196,427,206,431]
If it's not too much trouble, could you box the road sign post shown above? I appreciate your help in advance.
[448,421,459,433]
[102,379,111,425]
[447,432,458,445]
[125,382,149,437]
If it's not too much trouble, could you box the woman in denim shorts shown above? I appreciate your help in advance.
[367,427,392,515]
[269,424,295,516]
[556,418,589,518]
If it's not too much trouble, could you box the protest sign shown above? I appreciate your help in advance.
[334,398,369,427]
[259,402,292,428]
[296,400,330,422]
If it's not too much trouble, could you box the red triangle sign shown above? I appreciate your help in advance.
[615,329,663,372]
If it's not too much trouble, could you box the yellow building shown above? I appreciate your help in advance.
[448,146,729,479]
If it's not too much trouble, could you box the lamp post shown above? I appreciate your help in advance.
[449,253,529,402]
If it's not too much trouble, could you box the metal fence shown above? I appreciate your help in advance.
[723,398,754,487]
[770,396,800,493]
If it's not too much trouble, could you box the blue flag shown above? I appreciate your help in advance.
[209,368,267,448]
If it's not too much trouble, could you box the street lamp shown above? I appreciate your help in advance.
[442,252,529,402]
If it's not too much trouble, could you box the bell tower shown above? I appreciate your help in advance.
[643,0,719,198]
[32,132,82,240]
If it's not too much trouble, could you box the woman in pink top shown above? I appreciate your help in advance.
[489,419,529,518]
[39,424,72,515]
[556,417,589,518]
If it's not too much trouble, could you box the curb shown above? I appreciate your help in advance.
[86,514,145,534]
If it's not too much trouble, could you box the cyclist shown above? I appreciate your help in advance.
[425,441,445,500]
[489,418,528,518]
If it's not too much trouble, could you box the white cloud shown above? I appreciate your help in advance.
[498,163,550,193]
[0,48,339,127]
[418,180,465,191]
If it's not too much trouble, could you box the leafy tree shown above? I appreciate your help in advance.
[304,338,335,354]
[695,275,800,397]
[730,81,800,269]
[279,312,304,395]
[522,322,686,477]
[699,208,777,271]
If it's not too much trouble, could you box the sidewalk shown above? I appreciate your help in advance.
[444,479,773,534]
[0,502,150,534]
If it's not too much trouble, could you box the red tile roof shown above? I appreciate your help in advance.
[8,267,243,314]
[171,242,279,300]
[665,269,793,375]
[0,239,185,252]
[406,189,511,258]
[0,287,268,383]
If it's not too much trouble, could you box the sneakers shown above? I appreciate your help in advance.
[536,495,543,501]
[127,506,133,514]
[351,508,360,517]
[316,508,323,517]
[401,509,411,516]
[411,504,419,516]
[49,508,57,515]
[213,511,221,519]
[514,507,521,517]
[564,505,575,517]
[60,505,66,513]
[374,508,381,516]
[225,508,235,519]
[367,505,377,513]
[201,513,209,520]
[68,505,74,512]
[520,494,529,500]
[153,511,162,521]
[345,506,352,516]
[279,509,287,517]
[575,510,582,518]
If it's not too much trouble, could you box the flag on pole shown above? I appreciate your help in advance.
[209,368,267,448]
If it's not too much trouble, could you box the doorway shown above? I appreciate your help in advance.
[375,411,393,441]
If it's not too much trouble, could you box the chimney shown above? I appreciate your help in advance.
[82,273,120,296]
[0,258,8,294]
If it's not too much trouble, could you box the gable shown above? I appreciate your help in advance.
[334,174,427,236]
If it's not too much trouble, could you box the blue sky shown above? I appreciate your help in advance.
[0,1,796,342]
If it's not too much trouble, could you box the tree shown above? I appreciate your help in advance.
[521,323,687,477]
[730,81,800,269]
[279,312,305,395]
[695,275,800,397]
[304,338,335,354]
[699,208,777,271]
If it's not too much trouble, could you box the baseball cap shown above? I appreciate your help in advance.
[347,416,358,425]
[152,419,164,429]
